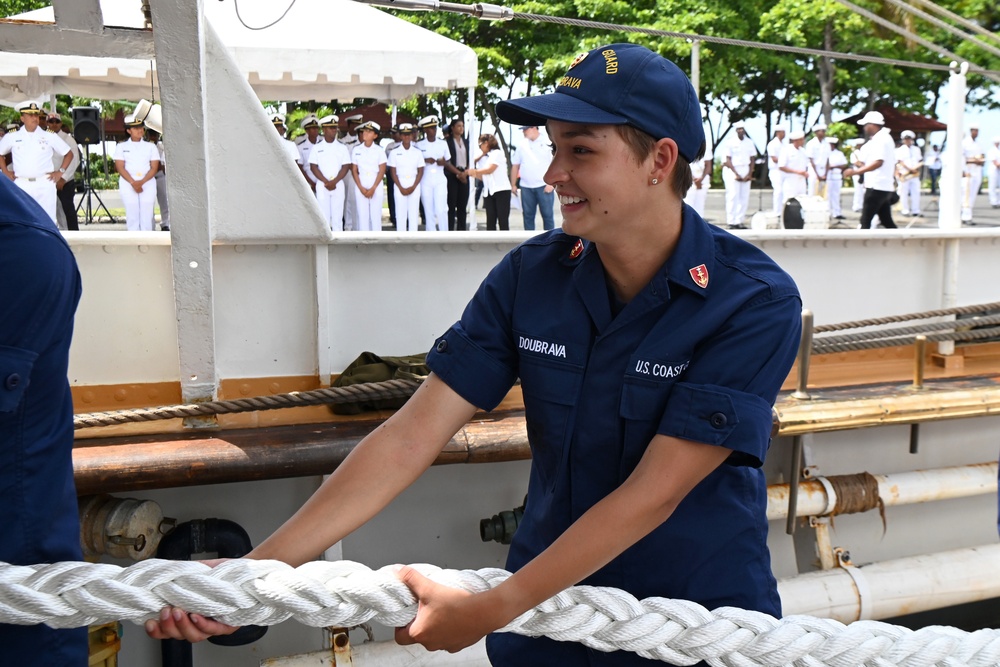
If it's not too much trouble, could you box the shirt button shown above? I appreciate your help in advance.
[4,373,20,391]
[435,340,448,353]
[710,412,727,428]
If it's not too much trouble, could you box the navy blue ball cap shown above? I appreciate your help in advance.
[496,43,704,163]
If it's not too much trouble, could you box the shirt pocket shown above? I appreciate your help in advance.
[0,345,38,414]
[618,377,675,482]
[518,357,582,491]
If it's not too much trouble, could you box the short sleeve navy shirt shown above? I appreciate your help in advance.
[428,205,801,666]
[0,177,86,664]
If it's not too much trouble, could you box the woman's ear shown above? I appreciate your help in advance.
[650,138,679,185]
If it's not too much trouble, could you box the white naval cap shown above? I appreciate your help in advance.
[993,135,1000,143]
[344,114,365,125]
[789,130,805,140]
[827,136,839,144]
[732,120,746,129]
[418,114,440,128]
[16,101,42,114]
[357,120,381,133]
[900,130,915,139]
[300,115,320,129]
[319,114,340,127]
[857,111,885,126]
[813,123,828,131]
[271,113,286,126]
[397,123,415,134]
[123,113,144,128]
[774,125,788,134]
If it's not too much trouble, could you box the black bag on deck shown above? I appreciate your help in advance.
[329,352,429,415]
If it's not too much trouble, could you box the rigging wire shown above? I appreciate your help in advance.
[351,1,1000,78]
[829,0,1000,84]
[883,0,1000,60]
[908,0,1000,47]
[232,0,299,31]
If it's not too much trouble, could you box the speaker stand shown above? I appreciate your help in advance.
[75,148,118,225]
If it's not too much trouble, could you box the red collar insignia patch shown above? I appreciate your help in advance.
[569,239,585,259]
[689,264,709,289]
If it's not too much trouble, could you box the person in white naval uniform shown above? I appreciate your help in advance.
[145,128,171,231]
[683,137,713,217]
[961,126,986,222]
[766,126,786,214]
[309,115,352,231]
[271,114,302,166]
[778,131,808,207]
[895,130,923,216]
[721,120,756,228]
[415,115,450,232]
[0,102,72,224]
[849,138,866,212]
[988,136,1000,208]
[350,121,387,232]
[387,123,425,232]
[805,123,831,198]
[297,115,321,192]
[826,137,848,219]
[113,114,160,231]
[46,113,80,231]
[340,114,364,231]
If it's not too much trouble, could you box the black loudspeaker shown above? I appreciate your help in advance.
[72,106,101,144]
[783,198,804,229]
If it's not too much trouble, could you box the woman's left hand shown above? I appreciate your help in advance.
[394,566,501,653]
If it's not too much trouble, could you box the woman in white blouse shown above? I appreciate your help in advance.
[467,134,511,230]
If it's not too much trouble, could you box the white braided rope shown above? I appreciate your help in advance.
[1,559,998,666]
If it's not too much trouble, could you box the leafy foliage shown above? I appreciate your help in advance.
[390,0,997,144]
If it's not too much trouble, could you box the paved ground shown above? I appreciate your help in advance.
[77,187,1000,232]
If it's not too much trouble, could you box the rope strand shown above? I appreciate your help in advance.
[2,559,998,666]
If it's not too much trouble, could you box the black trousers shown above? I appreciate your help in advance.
[58,179,78,231]
[446,174,469,231]
[485,190,511,231]
[385,173,397,230]
[859,188,897,229]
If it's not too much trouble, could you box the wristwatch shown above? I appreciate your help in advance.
[58,168,66,173]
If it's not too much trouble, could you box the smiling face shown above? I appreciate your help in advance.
[544,120,657,244]
[127,125,145,141]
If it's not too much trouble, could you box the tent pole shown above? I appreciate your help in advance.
[467,86,476,231]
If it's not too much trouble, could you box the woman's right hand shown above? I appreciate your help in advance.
[143,558,240,642]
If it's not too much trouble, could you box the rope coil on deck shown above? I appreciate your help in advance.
[1,559,998,667]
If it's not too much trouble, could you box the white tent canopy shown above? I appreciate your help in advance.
[0,0,477,104]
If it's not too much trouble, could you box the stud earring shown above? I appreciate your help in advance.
[651,178,658,185]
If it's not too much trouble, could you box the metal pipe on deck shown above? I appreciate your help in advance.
[766,461,999,520]
[778,543,1000,623]
[74,381,1000,492]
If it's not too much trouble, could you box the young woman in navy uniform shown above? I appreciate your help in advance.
[114,114,160,231]
[148,44,802,667]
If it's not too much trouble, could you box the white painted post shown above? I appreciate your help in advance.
[315,246,331,387]
[467,86,477,231]
[148,0,220,413]
[938,62,967,357]
[938,62,967,231]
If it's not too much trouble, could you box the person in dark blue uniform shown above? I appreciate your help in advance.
[148,44,801,667]
[0,175,86,664]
